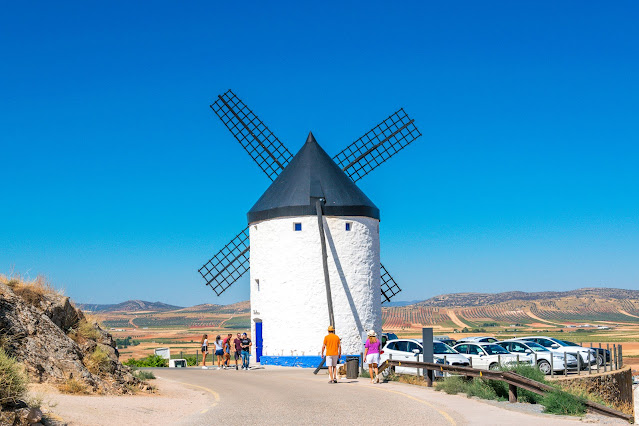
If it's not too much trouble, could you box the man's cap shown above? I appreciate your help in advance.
[328,325,335,332]
[242,332,247,336]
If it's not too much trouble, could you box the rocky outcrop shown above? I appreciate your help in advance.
[0,283,139,395]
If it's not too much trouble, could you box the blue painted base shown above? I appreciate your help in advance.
[259,355,360,368]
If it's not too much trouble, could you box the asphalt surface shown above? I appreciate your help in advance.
[150,366,588,425]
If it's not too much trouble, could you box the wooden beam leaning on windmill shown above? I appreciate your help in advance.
[321,326,342,384]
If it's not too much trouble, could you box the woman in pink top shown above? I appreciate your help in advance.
[364,330,381,383]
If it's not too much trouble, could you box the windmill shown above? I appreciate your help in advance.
[199,90,422,364]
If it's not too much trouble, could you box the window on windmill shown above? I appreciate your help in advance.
[294,222,302,231]
[345,222,352,231]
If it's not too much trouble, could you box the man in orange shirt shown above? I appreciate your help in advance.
[321,325,341,383]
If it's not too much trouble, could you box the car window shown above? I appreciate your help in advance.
[481,338,498,343]
[482,344,510,355]
[525,342,549,352]
[385,341,396,350]
[394,340,409,352]
[455,344,468,354]
[561,340,579,347]
[407,341,422,354]
[497,342,510,351]
[434,342,457,354]
[537,339,554,348]
[468,345,483,356]
[509,342,528,353]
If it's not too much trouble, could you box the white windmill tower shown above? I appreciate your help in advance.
[199,90,422,366]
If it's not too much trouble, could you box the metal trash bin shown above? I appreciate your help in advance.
[345,356,359,379]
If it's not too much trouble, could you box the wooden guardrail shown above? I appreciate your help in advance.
[378,359,634,423]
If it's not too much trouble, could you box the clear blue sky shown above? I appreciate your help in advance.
[1,1,637,306]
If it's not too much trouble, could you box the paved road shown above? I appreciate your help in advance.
[151,366,588,425]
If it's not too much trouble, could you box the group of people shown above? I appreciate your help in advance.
[321,326,381,384]
[200,332,252,370]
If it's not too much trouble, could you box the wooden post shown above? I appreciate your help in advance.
[606,344,609,372]
[564,353,568,376]
[613,344,617,370]
[469,356,472,368]
[180,351,183,360]
[315,199,334,328]
[196,351,199,365]
[618,345,623,368]
[508,383,518,403]
[550,354,553,378]
[588,343,592,375]
[577,353,581,375]
[426,369,433,387]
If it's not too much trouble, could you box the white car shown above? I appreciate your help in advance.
[456,336,499,343]
[515,336,596,368]
[379,339,470,375]
[452,342,532,370]
[497,340,578,375]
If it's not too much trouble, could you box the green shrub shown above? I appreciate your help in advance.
[495,364,545,403]
[124,355,168,368]
[184,355,198,366]
[85,347,112,376]
[0,348,28,404]
[436,375,468,395]
[134,370,156,380]
[541,390,586,416]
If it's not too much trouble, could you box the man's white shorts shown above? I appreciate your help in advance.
[366,353,380,365]
[325,355,339,366]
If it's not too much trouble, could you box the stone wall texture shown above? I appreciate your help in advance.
[553,366,634,414]
[250,215,381,357]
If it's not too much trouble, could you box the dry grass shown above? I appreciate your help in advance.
[0,348,28,404]
[1,273,62,307]
[69,319,101,344]
[58,378,88,394]
[85,347,113,376]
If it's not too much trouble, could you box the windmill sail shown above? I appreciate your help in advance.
[333,108,422,182]
[199,226,251,296]
[211,90,293,181]
[380,263,402,304]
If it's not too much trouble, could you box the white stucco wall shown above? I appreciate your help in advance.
[249,215,381,357]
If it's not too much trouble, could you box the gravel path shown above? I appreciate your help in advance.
[30,377,213,425]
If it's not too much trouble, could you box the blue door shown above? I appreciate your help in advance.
[255,321,263,362]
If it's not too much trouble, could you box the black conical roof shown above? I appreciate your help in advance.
[247,132,380,224]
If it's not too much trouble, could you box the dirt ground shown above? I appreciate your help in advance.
[31,376,215,425]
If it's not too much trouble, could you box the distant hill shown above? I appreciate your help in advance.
[79,300,183,312]
[418,288,639,308]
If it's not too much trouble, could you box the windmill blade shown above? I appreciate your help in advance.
[380,263,402,304]
[199,226,250,296]
[334,108,422,182]
[211,90,294,181]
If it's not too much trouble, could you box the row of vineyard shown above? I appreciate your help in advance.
[102,319,130,328]
[530,304,639,323]
[457,306,530,323]
[382,307,450,328]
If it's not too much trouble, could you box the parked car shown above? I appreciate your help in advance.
[456,336,499,343]
[379,339,470,375]
[496,340,578,374]
[381,332,398,347]
[452,342,531,370]
[514,336,596,368]
[560,340,610,367]
[438,338,458,347]
[434,335,458,347]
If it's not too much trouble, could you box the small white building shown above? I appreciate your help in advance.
[248,133,382,366]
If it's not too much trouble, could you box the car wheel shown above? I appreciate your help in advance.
[596,354,604,367]
[537,360,551,375]
[489,363,499,371]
